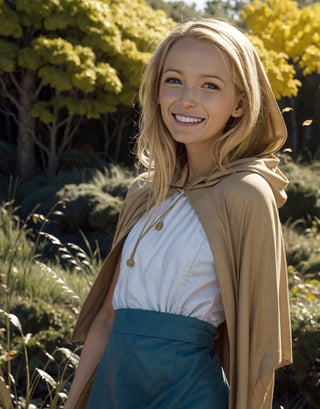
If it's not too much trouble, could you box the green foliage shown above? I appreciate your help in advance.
[147,0,201,22]
[0,304,79,408]
[279,157,320,223]
[280,181,320,222]
[13,165,133,257]
[0,39,18,72]
[0,198,94,407]
[205,0,247,23]
[283,221,320,270]
[275,270,320,408]
[60,148,106,169]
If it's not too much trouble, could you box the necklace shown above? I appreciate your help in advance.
[126,189,184,267]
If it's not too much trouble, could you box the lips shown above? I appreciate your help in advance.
[173,114,204,124]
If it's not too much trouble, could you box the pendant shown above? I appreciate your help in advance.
[155,221,163,231]
[126,258,135,267]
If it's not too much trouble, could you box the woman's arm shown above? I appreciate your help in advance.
[64,260,120,409]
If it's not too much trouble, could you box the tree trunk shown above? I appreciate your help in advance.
[16,71,36,180]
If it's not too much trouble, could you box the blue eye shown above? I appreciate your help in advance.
[203,82,219,90]
[165,77,181,85]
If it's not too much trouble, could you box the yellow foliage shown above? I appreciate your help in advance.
[242,0,320,98]
[38,66,73,91]
[31,102,56,123]
[248,34,301,98]
[0,0,174,120]
[0,39,18,72]
[0,2,22,38]
[18,47,41,70]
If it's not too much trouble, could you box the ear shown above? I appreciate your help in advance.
[231,94,246,118]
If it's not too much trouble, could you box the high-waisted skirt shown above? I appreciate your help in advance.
[87,309,229,408]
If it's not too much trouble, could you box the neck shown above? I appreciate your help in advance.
[187,153,216,182]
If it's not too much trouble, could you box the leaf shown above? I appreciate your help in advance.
[8,313,22,332]
[36,368,56,388]
[57,347,80,367]
[45,351,55,362]
[24,333,32,345]
[302,119,313,126]
[31,213,48,223]
[282,106,294,113]
[0,309,22,333]
[0,375,13,409]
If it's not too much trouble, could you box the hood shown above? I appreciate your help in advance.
[171,154,288,208]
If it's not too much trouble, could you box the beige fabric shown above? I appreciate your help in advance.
[70,155,292,409]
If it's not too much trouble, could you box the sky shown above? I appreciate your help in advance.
[165,0,207,12]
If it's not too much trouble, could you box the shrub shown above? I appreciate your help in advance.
[279,181,320,223]
[275,272,320,408]
[13,165,134,259]
[0,303,79,408]
[283,220,320,276]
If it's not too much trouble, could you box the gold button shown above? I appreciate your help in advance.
[155,221,163,231]
[126,258,135,267]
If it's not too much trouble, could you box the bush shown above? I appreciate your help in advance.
[0,299,78,408]
[283,220,320,276]
[275,273,320,408]
[280,181,320,223]
[13,165,133,259]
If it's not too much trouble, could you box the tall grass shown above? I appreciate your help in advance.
[0,201,102,408]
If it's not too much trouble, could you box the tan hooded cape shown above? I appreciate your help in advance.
[70,154,292,409]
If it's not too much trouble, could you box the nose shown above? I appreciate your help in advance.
[180,85,196,108]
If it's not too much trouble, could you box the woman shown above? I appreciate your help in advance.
[65,18,292,409]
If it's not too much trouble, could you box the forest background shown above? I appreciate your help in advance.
[0,0,319,408]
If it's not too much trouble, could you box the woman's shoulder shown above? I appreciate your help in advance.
[214,170,277,209]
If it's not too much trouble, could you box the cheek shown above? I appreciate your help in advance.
[159,104,171,128]
[158,91,171,119]
[159,85,178,105]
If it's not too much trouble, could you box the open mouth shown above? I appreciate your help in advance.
[173,114,205,124]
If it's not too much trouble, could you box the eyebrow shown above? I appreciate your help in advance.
[163,68,225,84]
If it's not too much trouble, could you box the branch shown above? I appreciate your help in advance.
[34,81,44,99]
[31,124,50,155]
[56,115,71,130]
[9,72,23,95]
[0,76,20,110]
[58,115,81,156]
[0,106,19,126]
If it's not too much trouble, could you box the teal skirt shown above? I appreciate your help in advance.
[87,309,229,408]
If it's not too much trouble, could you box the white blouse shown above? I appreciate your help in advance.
[113,191,225,328]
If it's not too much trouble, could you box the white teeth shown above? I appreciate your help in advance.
[175,114,203,124]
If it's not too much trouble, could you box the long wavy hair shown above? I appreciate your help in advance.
[137,18,287,205]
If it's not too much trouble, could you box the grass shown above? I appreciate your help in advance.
[0,200,99,408]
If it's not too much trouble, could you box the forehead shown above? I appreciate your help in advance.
[163,37,228,71]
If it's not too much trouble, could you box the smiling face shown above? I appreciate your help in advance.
[158,37,245,167]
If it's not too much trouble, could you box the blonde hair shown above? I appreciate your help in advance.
[137,18,287,205]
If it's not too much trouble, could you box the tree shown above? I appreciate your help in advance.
[0,0,173,178]
[205,0,249,24]
[241,0,320,96]
[148,0,201,22]
[241,0,320,154]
